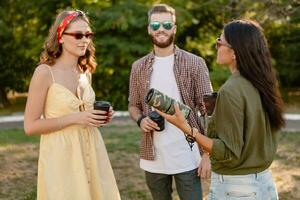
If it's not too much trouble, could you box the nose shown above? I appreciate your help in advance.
[157,25,164,31]
[82,35,89,42]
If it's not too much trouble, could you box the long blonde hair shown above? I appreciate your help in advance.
[39,10,97,72]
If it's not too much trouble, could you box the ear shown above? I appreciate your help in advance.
[232,52,236,60]
[147,25,151,35]
[173,25,177,34]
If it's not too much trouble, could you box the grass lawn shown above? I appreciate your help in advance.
[0,121,299,200]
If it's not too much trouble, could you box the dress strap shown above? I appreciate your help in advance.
[86,71,92,85]
[46,65,55,83]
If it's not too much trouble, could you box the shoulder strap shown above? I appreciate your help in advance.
[86,71,92,85]
[45,65,55,83]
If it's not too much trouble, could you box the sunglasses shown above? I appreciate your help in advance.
[216,37,232,49]
[149,21,174,31]
[75,9,86,16]
[63,32,94,40]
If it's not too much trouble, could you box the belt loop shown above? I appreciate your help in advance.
[219,174,224,183]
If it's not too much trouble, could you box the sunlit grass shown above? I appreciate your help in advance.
[0,125,299,200]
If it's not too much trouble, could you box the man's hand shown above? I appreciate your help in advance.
[140,117,159,133]
[198,153,211,179]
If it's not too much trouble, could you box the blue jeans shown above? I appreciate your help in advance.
[145,169,202,200]
[208,169,278,200]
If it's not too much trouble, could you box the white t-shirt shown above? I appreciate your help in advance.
[140,54,201,174]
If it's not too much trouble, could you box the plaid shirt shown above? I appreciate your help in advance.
[128,46,212,160]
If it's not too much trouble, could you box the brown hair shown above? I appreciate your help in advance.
[39,10,97,72]
[148,4,176,23]
[224,19,285,131]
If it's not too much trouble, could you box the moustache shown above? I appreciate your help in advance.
[154,32,169,37]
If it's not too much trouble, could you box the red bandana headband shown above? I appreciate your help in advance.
[57,12,79,42]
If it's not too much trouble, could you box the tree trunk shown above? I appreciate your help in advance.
[0,88,10,108]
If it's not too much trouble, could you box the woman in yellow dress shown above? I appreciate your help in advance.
[24,9,121,200]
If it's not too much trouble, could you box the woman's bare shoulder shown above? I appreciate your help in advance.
[31,64,53,85]
[34,64,51,74]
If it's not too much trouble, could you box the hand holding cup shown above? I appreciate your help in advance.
[93,100,112,124]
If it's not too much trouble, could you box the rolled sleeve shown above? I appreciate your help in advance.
[211,138,232,163]
[209,89,244,166]
[128,62,142,109]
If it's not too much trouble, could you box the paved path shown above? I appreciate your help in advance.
[0,112,300,132]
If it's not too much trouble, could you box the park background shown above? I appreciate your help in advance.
[0,0,299,199]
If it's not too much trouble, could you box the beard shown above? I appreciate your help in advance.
[150,31,175,48]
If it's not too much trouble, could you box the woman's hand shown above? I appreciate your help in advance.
[155,103,190,134]
[157,104,214,155]
[73,109,108,127]
[106,106,114,124]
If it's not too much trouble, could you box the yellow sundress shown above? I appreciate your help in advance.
[37,66,121,200]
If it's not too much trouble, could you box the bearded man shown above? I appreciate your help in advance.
[128,4,213,200]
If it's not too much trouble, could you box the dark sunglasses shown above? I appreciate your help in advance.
[63,32,94,40]
[215,37,232,49]
[149,21,174,31]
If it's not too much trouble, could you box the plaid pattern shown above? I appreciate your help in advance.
[129,46,212,160]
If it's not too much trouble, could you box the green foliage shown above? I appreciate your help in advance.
[0,0,72,106]
[0,0,299,110]
[210,65,231,90]
[267,6,300,86]
[86,0,151,109]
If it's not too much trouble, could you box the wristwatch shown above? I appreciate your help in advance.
[136,115,146,127]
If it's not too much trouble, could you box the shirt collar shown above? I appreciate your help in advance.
[148,45,180,66]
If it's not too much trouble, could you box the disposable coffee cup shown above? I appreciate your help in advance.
[203,92,218,116]
[149,111,165,132]
[94,101,111,122]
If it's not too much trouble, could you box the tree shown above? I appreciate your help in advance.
[0,0,72,107]
[84,0,151,110]
[1,0,299,110]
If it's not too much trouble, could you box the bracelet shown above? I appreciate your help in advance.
[190,127,195,138]
[189,127,197,139]
[136,115,146,127]
[184,126,195,151]
[184,127,194,138]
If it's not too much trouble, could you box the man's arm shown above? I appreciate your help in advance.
[128,61,143,122]
[128,106,143,123]
[128,61,158,132]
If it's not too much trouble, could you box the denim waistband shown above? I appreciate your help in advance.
[211,169,271,182]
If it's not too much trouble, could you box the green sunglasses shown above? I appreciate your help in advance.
[149,21,174,31]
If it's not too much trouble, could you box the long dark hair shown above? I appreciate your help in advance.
[224,19,285,131]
